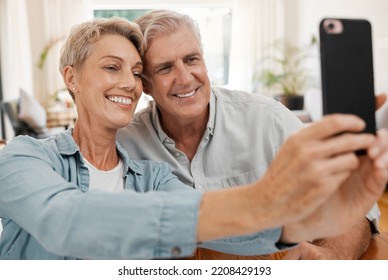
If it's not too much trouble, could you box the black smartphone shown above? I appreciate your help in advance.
[319,18,376,136]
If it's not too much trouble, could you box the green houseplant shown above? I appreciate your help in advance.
[254,36,317,110]
[37,37,68,107]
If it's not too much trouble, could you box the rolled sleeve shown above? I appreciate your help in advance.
[201,227,284,255]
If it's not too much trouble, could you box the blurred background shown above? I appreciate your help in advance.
[1,0,388,140]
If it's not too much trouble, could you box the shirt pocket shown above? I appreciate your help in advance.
[221,164,268,189]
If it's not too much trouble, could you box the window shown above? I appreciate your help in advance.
[93,7,232,85]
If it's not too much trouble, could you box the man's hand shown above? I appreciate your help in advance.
[281,219,372,259]
[376,93,386,110]
[282,242,336,259]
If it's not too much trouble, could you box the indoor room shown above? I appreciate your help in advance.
[0,0,388,261]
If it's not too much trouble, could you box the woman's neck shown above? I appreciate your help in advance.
[72,121,119,171]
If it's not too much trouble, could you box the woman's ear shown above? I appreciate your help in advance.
[63,66,78,92]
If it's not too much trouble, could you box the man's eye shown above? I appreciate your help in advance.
[157,65,171,74]
[187,57,200,64]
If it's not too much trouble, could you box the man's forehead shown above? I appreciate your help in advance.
[145,38,201,66]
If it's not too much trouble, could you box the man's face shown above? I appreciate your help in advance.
[143,25,211,123]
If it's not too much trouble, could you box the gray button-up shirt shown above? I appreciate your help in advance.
[118,86,380,254]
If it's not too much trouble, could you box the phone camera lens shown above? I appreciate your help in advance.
[323,19,343,34]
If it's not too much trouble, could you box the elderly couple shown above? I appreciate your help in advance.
[0,10,387,260]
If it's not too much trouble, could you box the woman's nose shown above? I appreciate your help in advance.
[119,72,137,91]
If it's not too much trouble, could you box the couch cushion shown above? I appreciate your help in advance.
[18,89,47,133]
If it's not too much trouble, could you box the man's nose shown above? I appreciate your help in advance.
[175,63,192,85]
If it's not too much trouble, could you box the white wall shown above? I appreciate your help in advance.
[298,0,388,93]
[3,0,388,128]
[284,0,388,121]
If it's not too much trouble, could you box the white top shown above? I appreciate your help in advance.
[83,157,124,192]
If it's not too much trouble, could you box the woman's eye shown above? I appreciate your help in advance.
[133,71,142,79]
[104,65,118,71]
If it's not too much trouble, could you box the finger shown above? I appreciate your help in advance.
[323,153,360,174]
[314,170,352,195]
[312,133,375,159]
[369,129,388,159]
[350,157,386,202]
[303,154,361,198]
[298,114,366,140]
[281,248,302,260]
[372,166,388,188]
[375,93,387,110]
[374,150,388,170]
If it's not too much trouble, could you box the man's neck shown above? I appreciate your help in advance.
[160,110,209,161]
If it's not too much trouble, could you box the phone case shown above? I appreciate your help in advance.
[319,18,376,135]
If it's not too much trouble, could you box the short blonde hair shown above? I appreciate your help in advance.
[59,17,143,100]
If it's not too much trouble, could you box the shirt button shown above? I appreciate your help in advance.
[197,184,203,190]
[171,246,181,257]
[174,152,181,157]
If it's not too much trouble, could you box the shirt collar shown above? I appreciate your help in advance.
[151,103,169,143]
[55,129,143,175]
[207,90,216,136]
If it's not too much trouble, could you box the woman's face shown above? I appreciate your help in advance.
[73,33,143,131]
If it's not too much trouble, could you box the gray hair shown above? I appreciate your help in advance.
[135,9,203,54]
[59,17,143,100]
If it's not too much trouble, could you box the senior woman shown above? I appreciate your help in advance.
[0,17,202,260]
[0,17,387,260]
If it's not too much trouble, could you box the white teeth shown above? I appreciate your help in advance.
[176,90,195,98]
[108,96,132,105]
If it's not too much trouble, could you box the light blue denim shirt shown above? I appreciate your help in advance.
[0,130,202,259]
[118,87,381,254]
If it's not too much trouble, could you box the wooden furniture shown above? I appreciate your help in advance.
[378,191,388,232]
[46,106,77,129]
[361,232,388,260]
[189,232,388,260]
[188,248,284,260]
[0,139,5,150]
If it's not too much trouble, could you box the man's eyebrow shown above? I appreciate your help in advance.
[150,52,201,69]
[184,51,201,58]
